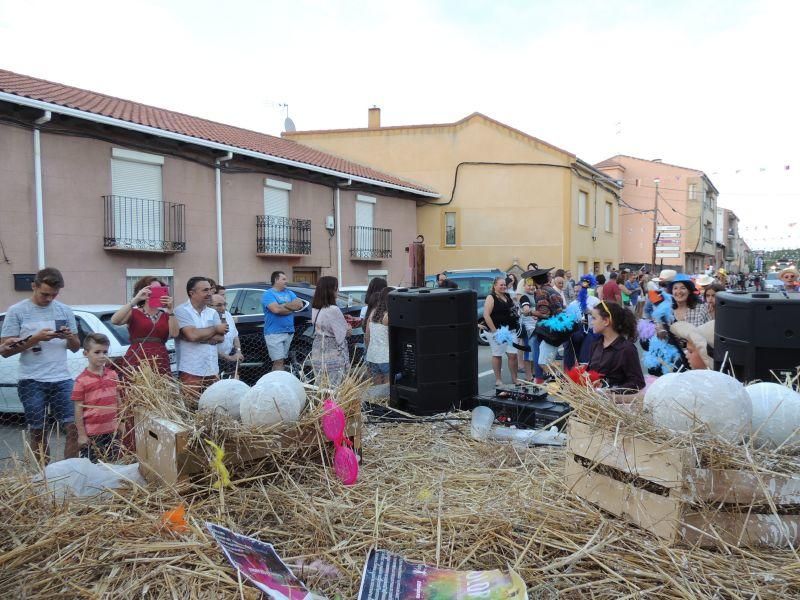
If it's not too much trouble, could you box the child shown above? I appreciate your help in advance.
[71,333,124,462]
[364,287,393,384]
[779,266,799,293]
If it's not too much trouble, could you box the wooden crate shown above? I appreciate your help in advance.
[566,419,800,548]
[134,411,362,486]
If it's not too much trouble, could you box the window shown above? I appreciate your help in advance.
[578,191,588,226]
[111,148,164,245]
[264,179,291,217]
[578,261,588,277]
[593,261,600,274]
[688,183,697,201]
[125,268,174,301]
[604,202,613,232]
[444,212,457,246]
[240,289,265,316]
[355,194,376,253]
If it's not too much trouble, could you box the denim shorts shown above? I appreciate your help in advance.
[367,361,390,376]
[17,379,75,429]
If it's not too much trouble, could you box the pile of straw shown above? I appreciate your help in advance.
[1,369,799,598]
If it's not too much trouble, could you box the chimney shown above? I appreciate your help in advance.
[368,106,381,129]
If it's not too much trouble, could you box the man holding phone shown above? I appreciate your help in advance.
[1,267,81,463]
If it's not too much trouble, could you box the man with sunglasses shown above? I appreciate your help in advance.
[1,267,81,463]
[211,293,243,376]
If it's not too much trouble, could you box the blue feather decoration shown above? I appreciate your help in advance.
[643,336,681,371]
[652,291,675,324]
[565,302,583,323]
[539,311,578,333]
[494,325,515,345]
[578,274,597,313]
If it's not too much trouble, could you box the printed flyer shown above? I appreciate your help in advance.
[206,523,313,600]
[357,549,528,600]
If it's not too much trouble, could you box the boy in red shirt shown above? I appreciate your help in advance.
[72,333,124,462]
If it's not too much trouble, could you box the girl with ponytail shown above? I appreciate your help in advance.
[588,300,645,393]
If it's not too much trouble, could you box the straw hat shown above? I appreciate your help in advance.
[695,274,714,287]
[653,269,677,283]
[670,320,715,369]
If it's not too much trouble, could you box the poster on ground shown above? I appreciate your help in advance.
[357,548,528,600]
[206,522,313,600]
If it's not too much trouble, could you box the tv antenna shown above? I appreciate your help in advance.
[278,103,296,132]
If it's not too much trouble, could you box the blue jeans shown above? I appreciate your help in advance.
[530,334,545,379]
[18,379,75,429]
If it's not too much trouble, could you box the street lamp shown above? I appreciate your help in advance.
[651,178,661,274]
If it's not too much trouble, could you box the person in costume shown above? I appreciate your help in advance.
[563,274,601,370]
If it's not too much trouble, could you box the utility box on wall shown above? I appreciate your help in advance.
[13,273,35,292]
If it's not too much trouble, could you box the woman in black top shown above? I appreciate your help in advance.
[589,300,645,394]
[483,276,519,386]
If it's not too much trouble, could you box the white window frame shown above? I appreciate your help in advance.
[689,183,697,201]
[444,211,457,246]
[125,268,174,300]
[577,261,588,277]
[578,191,588,226]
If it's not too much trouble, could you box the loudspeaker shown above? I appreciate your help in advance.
[714,291,800,383]
[389,287,478,415]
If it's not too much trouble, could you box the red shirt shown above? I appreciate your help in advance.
[72,368,119,436]
[601,280,622,304]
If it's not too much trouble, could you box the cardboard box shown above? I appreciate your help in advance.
[566,419,800,548]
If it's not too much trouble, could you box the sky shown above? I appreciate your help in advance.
[1,0,798,251]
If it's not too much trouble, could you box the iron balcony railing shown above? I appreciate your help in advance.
[256,215,311,255]
[103,195,186,252]
[349,225,392,260]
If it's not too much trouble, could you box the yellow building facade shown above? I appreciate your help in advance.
[286,112,621,277]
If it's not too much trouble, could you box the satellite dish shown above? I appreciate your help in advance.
[284,117,296,132]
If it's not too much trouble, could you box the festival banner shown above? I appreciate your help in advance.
[357,548,528,600]
[206,523,315,600]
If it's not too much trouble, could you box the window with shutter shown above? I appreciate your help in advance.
[264,181,291,253]
[111,150,164,247]
[355,196,375,254]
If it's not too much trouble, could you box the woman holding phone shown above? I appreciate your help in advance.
[111,276,179,375]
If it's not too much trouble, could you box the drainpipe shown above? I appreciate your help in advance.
[215,151,233,285]
[33,110,52,269]
[335,179,352,282]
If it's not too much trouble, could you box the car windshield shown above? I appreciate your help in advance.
[766,273,780,280]
[99,313,130,345]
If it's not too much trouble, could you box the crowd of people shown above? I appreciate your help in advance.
[473,262,789,397]
[0,267,386,465]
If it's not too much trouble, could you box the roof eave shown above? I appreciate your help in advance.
[574,158,623,189]
[0,92,439,198]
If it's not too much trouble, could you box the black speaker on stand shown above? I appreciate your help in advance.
[388,287,478,415]
[714,291,800,384]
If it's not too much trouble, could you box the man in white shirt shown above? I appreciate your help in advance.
[1,267,81,463]
[175,277,227,395]
[211,293,243,377]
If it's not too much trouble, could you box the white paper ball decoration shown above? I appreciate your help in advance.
[644,370,752,443]
[198,379,249,420]
[746,382,800,449]
[240,382,303,426]
[256,371,306,409]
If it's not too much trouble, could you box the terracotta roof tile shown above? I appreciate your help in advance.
[0,68,435,195]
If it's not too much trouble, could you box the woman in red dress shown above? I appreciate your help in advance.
[111,276,179,375]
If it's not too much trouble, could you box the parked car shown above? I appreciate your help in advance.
[425,268,506,346]
[0,305,176,413]
[224,283,365,384]
[339,285,369,306]
[764,272,785,292]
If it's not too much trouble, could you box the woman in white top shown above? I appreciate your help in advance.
[310,276,351,386]
[365,287,393,384]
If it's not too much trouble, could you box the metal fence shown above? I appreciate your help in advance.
[256,215,311,255]
[103,195,186,252]
[349,225,392,260]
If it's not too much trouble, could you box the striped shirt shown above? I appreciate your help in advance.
[72,368,119,436]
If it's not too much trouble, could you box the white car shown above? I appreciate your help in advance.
[339,286,368,306]
[764,272,785,292]
[0,305,175,413]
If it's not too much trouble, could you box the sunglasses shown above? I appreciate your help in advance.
[321,397,359,485]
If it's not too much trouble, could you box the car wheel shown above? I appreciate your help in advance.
[477,327,489,346]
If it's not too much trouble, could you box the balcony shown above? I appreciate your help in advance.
[349,225,392,260]
[256,215,311,256]
[103,195,185,253]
